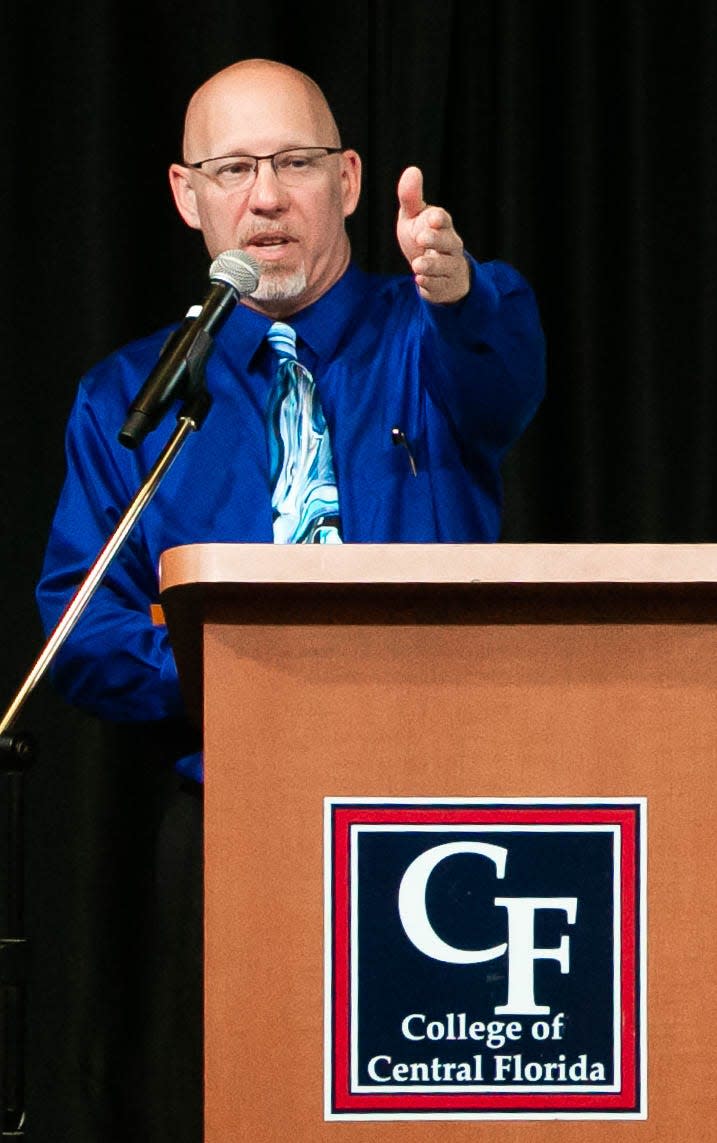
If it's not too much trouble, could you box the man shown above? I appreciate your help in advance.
[34,58,544,1141]
[37,58,545,739]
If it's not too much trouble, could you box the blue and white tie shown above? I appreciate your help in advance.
[266,321,342,544]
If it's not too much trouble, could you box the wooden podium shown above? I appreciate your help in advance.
[159,543,717,1142]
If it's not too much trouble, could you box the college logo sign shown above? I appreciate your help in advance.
[324,798,646,1120]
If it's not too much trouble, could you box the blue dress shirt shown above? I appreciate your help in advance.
[36,257,545,777]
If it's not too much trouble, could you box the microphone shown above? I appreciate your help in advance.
[118,249,260,449]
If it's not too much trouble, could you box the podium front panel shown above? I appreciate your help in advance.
[200,605,717,1142]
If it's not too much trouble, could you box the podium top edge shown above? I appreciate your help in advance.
[158,543,717,592]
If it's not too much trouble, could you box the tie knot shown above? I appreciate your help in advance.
[267,321,297,361]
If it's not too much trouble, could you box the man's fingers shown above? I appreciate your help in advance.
[415,222,462,255]
[411,245,471,304]
[411,249,458,278]
[422,206,454,232]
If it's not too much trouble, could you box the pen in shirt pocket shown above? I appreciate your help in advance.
[391,426,418,476]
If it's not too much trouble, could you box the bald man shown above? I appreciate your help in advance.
[38,57,545,741]
[35,60,544,1139]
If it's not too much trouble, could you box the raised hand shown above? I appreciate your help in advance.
[396,166,470,305]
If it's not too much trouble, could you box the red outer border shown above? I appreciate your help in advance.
[330,805,641,1115]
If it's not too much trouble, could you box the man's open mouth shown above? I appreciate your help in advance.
[248,233,293,248]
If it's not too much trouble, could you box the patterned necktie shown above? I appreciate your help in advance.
[266,321,342,544]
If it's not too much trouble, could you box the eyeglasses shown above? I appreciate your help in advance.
[182,147,344,191]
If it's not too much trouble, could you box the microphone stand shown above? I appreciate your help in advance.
[0,383,212,1137]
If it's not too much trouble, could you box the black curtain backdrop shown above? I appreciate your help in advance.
[2,2,716,1139]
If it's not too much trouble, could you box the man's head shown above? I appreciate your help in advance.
[169,59,361,318]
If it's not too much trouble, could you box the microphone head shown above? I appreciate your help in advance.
[209,249,261,296]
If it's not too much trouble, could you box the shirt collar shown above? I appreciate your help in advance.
[219,262,371,368]
[288,262,369,359]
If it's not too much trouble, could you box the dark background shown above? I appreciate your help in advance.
[1,1,715,1139]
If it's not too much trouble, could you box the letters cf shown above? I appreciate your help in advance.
[398,841,578,1015]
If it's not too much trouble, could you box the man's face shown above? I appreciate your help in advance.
[169,68,361,317]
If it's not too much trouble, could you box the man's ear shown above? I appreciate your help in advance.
[168,164,202,230]
[340,150,362,219]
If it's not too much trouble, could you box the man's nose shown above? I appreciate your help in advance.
[246,158,287,211]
